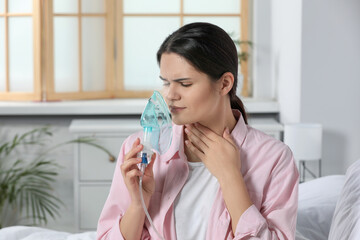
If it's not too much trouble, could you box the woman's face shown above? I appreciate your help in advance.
[159,53,222,125]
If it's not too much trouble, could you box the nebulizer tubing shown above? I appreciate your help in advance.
[139,165,165,240]
[139,127,164,239]
[138,91,171,240]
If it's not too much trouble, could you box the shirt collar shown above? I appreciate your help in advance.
[231,109,248,148]
[160,123,184,162]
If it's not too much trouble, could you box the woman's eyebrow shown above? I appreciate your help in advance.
[159,76,191,82]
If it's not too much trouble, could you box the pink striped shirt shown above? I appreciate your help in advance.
[97,111,299,239]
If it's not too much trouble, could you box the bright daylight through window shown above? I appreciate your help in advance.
[0,0,251,101]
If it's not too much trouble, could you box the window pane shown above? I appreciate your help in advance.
[82,0,105,14]
[123,17,180,91]
[184,0,240,14]
[53,0,78,14]
[82,17,105,91]
[8,17,33,92]
[8,0,32,13]
[123,0,180,14]
[0,0,4,13]
[0,17,4,92]
[54,17,79,92]
[184,17,241,40]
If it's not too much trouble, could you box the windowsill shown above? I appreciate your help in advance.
[0,98,279,115]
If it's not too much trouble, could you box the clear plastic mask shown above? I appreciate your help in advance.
[140,91,172,154]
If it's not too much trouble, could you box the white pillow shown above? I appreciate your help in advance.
[328,159,360,240]
[296,175,345,240]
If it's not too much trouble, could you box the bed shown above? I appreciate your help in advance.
[0,226,95,240]
[296,159,360,240]
[295,175,345,240]
[1,159,359,240]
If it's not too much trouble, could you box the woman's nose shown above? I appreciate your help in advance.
[164,84,180,101]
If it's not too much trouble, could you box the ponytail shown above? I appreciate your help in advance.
[230,95,248,125]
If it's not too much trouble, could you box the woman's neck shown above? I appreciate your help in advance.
[199,104,237,135]
[184,106,237,162]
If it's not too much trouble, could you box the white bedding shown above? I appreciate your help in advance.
[328,159,360,240]
[296,175,345,240]
[0,226,96,240]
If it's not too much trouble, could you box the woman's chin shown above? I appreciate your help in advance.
[171,118,185,126]
[171,117,197,126]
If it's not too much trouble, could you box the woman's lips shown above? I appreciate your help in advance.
[169,106,186,114]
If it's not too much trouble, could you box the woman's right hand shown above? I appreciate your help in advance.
[120,138,156,207]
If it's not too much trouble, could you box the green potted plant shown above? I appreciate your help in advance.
[232,36,253,97]
[0,126,113,228]
[233,39,253,64]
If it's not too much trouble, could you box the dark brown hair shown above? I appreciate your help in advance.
[157,22,248,124]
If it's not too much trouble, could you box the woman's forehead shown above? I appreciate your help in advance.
[160,53,204,77]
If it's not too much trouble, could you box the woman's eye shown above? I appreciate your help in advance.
[162,82,170,86]
[180,83,192,87]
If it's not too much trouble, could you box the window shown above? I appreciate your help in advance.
[0,0,42,100]
[0,0,250,101]
[43,0,115,100]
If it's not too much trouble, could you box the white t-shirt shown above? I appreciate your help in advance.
[174,161,219,240]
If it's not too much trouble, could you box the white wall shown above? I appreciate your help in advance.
[252,0,274,99]
[273,0,359,175]
[253,0,302,121]
[300,0,360,174]
[272,0,302,124]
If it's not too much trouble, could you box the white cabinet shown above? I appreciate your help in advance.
[79,136,124,181]
[69,119,141,231]
[248,118,284,140]
[69,117,283,231]
[78,184,111,230]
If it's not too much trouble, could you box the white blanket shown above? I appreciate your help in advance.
[328,159,360,240]
[296,175,345,240]
[0,226,96,240]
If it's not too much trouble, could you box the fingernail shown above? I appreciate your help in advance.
[185,140,190,145]
[184,128,189,134]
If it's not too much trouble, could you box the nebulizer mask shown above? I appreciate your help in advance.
[139,91,172,240]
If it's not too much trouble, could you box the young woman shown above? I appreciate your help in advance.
[97,22,299,240]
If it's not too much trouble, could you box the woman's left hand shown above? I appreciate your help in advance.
[184,123,241,181]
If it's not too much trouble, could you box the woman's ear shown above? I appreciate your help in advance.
[219,72,234,96]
